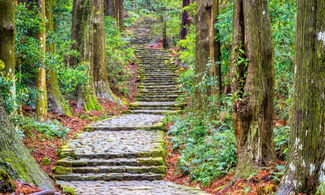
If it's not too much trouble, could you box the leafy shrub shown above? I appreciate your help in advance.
[104,16,136,97]
[168,111,237,186]
[17,117,70,138]
[274,126,290,160]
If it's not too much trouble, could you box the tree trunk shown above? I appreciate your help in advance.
[277,1,325,194]
[193,0,212,111]
[71,0,102,111]
[180,0,190,40]
[104,0,115,17]
[162,16,168,49]
[214,0,222,104]
[35,0,48,122]
[0,0,16,113]
[230,0,275,179]
[114,0,124,28]
[0,99,54,190]
[93,0,118,102]
[46,0,72,116]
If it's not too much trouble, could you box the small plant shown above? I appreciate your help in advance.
[18,117,70,138]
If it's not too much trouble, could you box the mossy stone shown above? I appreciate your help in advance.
[53,166,72,175]
[62,186,75,195]
[0,169,15,193]
[41,157,52,166]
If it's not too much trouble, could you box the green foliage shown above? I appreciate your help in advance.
[274,126,290,160]
[168,107,237,186]
[104,16,136,97]
[0,73,16,113]
[17,116,69,138]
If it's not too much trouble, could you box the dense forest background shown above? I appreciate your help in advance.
[0,0,324,194]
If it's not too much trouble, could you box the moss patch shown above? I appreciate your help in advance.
[62,186,75,195]
[53,166,72,175]
[0,169,15,193]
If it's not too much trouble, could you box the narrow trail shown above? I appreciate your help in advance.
[54,18,208,195]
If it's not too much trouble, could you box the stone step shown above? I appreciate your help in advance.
[57,157,164,167]
[64,150,165,160]
[129,101,183,107]
[138,92,181,96]
[137,94,179,98]
[137,97,178,102]
[55,165,166,175]
[141,83,178,86]
[55,172,164,182]
[127,110,181,115]
[130,106,180,111]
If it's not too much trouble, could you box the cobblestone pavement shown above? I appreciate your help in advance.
[68,130,163,154]
[57,181,208,195]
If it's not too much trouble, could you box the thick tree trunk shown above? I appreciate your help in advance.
[230,0,275,179]
[35,0,48,122]
[46,0,72,116]
[71,0,102,111]
[0,0,16,113]
[93,0,118,102]
[180,0,190,40]
[0,100,54,190]
[277,1,325,194]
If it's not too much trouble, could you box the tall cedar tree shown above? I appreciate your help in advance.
[277,1,325,194]
[230,0,275,178]
[93,0,118,101]
[46,0,72,116]
[194,0,221,111]
[71,0,102,111]
[0,1,54,189]
[35,0,48,121]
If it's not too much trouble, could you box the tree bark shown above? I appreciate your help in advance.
[35,0,48,122]
[93,0,118,102]
[194,0,219,111]
[277,1,325,194]
[71,0,102,111]
[230,0,275,179]
[104,0,115,17]
[0,101,54,190]
[0,0,16,113]
[180,0,190,40]
[46,0,72,116]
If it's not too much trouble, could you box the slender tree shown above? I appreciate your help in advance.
[104,0,115,17]
[230,0,275,178]
[93,0,118,101]
[0,0,16,111]
[180,0,190,40]
[35,0,48,121]
[277,1,325,194]
[46,0,72,116]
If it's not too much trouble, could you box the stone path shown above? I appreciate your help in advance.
[54,18,208,195]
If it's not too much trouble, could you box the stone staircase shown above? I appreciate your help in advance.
[128,18,184,115]
[53,17,207,195]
